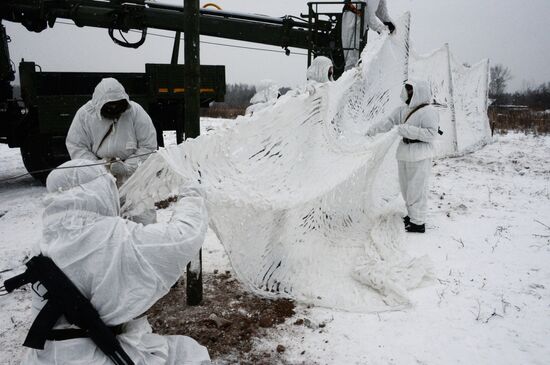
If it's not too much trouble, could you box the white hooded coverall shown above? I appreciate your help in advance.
[22,159,210,365]
[306,56,334,83]
[341,0,393,70]
[66,78,157,185]
[368,80,439,225]
[245,79,280,116]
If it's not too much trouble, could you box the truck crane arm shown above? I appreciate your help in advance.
[0,0,333,51]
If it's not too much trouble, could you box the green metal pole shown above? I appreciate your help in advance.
[184,0,202,306]
[183,0,200,140]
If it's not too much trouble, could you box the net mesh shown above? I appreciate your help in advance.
[410,45,491,156]
[450,57,491,152]
[410,46,458,156]
[120,13,489,312]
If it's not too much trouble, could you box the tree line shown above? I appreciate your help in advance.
[203,83,291,118]
[489,64,549,135]
[490,64,550,110]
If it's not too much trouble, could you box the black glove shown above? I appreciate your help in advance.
[384,22,396,34]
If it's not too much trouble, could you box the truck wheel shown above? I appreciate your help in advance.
[20,134,70,184]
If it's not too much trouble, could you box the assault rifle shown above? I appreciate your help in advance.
[3,255,134,365]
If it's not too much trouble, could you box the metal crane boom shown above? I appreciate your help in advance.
[0,0,332,51]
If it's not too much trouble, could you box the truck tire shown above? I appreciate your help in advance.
[20,134,70,184]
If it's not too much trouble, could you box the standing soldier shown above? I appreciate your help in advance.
[342,0,396,71]
[366,80,439,233]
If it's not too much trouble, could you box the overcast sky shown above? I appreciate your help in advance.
[4,0,550,91]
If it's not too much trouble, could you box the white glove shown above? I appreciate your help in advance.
[109,160,131,176]
[305,83,317,96]
[397,125,407,137]
[179,184,206,200]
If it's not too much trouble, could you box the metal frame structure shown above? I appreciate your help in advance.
[304,1,366,78]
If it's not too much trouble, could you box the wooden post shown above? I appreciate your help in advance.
[445,43,459,153]
[184,0,203,306]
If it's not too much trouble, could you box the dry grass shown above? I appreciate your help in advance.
[202,105,248,119]
[489,107,550,135]
[202,104,550,136]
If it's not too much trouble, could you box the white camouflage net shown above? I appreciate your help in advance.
[410,45,491,156]
[120,14,488,312]
[451,56,491,152]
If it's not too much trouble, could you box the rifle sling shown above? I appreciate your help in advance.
[401,103,431,144]
[47,325,124,341]
[404,103,430,124]
[94,122,115,157]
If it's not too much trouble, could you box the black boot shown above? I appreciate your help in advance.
[403,216,410,227]
[405,222,425,233]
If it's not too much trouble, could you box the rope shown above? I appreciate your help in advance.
[0,151,157,184]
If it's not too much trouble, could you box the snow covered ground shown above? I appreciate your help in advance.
[1,129,549,364]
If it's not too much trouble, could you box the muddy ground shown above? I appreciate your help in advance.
[147,270,307,364]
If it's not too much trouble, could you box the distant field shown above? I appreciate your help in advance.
[489,106,550,135]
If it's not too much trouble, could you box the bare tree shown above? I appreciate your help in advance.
[490,64,512,97]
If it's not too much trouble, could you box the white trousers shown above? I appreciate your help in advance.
[397,158,432,225]
[341,11,361,71]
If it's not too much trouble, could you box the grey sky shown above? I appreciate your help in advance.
[4,0,550,91]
